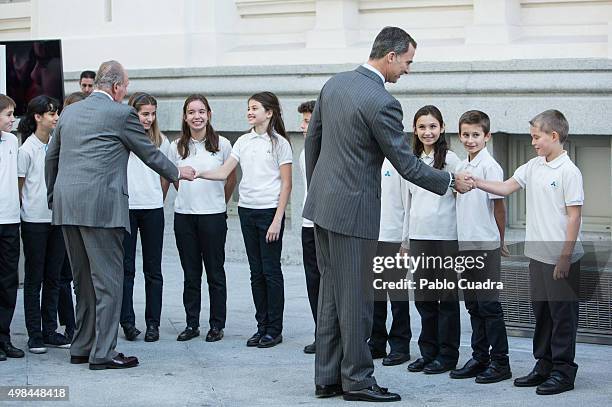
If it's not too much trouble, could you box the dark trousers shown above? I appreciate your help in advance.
[238,207,284,337]
[461,248,509,364]
[411,239,460,365]
[369,241,411,355]
[529,259,580,383]
[121,208,165,328]
[301,226,320,326]
[21,222,65,338]
[0,223,19,343]
[57,258,75,333]
[175,212,227,330]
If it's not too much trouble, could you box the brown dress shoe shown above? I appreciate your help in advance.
[89,353,139,370]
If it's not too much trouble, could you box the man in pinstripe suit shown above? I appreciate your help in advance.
[45,61,195,370]
[303,27,473,402]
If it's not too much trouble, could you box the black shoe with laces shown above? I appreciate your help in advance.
[144,326,159,342]
[122,324,141,341]
[205,328,224,342]
[43,332,71,348]
[177,327,199,342]
[0,341,25,358]
[28,336,48,354]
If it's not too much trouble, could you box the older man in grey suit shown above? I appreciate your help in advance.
[45,60,195,370]
[304,27,473,401]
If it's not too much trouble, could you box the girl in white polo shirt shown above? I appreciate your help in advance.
[169,94,236,344]
[406,105,462,375]
[120,93,170,343]
[16,95,70,354]
[198,91,292,349]
[0,94,25,360]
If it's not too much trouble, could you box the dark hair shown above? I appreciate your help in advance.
[297,100,316,114]
[64,91,87,107]
[530,109,569,144]
[17,95,59,140]
[412,105,448,170]
[0,94,16,113]
[369,27,417,60]
[458,110,490,134]
[129,92,163,148]
[248,91,289,146]
[79,70,96,82]
[178,94,219,159]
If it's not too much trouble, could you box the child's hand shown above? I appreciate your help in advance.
[500,243,510,257]
[266,219,282,243]
[553,256,571,280]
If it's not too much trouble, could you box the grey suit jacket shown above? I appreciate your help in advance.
[45,92,179,233]
[303,65,451,240]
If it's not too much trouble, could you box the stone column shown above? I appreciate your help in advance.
[466,0,521,44]
[306,0,359,48]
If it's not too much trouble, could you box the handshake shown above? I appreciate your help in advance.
[178,166,198,181]
[453,171,476,193]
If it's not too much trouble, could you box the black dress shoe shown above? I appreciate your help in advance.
[407,358,427,372]
[370,348,387,359]
[257,334,282,348]
[382,352,410,366]
[246,332,263,347]
[343,384,401,402]
[536,372,574,395]
[89,353,139,370]
[0,348,6,361]
[450,358,489,379]
[315,384,343,398]
[475,362,512,384]
[303,342,316,354]
[177,327,200,342]
[122,324,141,341]
[423,359,456,375]
[0,342,24,358]
[70,355,89,364]
[144,326,159,342]
[205,328,224,342]
[514,368,550,387]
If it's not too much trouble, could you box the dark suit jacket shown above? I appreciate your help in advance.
[45,91,178,233]
[303,65,450,240]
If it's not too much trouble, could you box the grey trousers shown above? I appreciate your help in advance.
[314,225,378,391]
[62,226,123,364]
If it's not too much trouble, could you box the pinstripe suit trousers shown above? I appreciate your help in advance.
[62,225,124,364]
[314,225,378,391]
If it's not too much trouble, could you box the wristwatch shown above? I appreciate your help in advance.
[449,172,456,190]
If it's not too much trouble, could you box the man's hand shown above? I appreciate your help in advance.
[454,171,474,194]
[178,166,196,181]
[553,256,571,280]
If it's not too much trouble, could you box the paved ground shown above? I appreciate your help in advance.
[1,198,611,406]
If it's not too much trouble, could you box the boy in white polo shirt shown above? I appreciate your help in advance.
[451,110,511,384]
[297,100,320,355]
[474,109,583,395]
[0,94,25,361]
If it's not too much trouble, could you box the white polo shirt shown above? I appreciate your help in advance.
[379,158,410,243]
[17,134,52,222]
[408,150,461,241]
[299,149,313,228]
[0,131,21,224]
[231,130,293,209]
[456,147,504,251]
[512,152,584,265]
[168,136,232,215]
[127,136,170,210]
